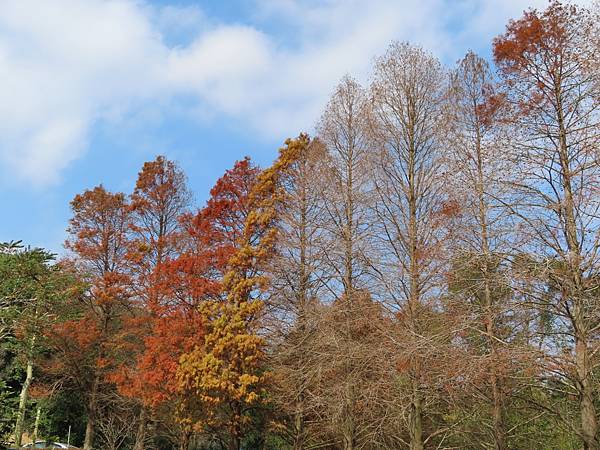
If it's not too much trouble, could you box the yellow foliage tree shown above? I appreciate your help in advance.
[177,135,309,449]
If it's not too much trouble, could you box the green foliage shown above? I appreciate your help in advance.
[0,378,17,439]
[0,242,81,443]
[37,391,87,447]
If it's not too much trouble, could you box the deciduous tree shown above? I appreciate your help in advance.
[178,137,306,450]
[370,42,450,450]
[60,186,132,450]
[266,136,328,448]
[443,51,520,449]
[494,2,600,447]
[110,156,192,450]
[317,77,374,297]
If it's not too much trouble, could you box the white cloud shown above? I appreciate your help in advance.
[0,0,582,186]
[0,0,166,184]
[167,25,273,115]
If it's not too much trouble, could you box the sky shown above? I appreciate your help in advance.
[0,0,577,254]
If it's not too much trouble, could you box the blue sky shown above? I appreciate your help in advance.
[0,0,566,254]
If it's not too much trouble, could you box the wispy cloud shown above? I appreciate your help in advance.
[0,0,585,186]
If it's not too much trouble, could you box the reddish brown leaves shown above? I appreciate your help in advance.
[493,1,576,71]
[115,157,260,411]
[493,1,581,113]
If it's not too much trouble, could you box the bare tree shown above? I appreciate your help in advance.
[369,42,450,450]
[95,392,137,450]
[268,136,329,449]
[493,2,600,448]
[443,51,520,450]
[317,76,374,298]
[268,136,328,326]
[273,291,394,450]
[583,2,600,101]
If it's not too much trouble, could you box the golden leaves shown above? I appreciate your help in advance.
[176,135,309,436]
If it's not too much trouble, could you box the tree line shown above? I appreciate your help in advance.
[1,1,600,449]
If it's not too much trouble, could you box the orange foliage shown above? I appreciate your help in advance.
[493,0,580,112]
[109,157,260,413]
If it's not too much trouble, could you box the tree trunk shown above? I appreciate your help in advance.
[474,116,507,450]
[14,358,34,447]
[343,432,355,450]
[292,406,305,450]
[178,430,190,450]
[410,386,424,450]
[482,246,505,450]
[491,374,505,450]
[133,406,147,450]
[555,86,598,449]
[228,404,242,450]
[343,146,354,296]
[228,436,240,450]
[84,417,94,450]
[84,376,99,450]
[292,156,310,450]
[342,385,356,450]
[32,406,41,443]
[483,253,506,450]
[342,425,355,450]
[576,333,598,449]
[407,137,424,450]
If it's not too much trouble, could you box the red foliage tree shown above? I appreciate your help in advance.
[128,155,192,294]
[105,156,192,449]
[111,158,259,448]
[51,186,132,450]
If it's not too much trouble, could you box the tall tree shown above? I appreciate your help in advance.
[177,137,306,450]
[370,42,449,450]
[111,156,191,450]
[61,186,132,450]
[317,76,374,297]
[127,155,192,301]
[444,51,518,449]
[0,244,78,447]
[268,138,327,325]
[267,137,328,448]
[494,2,600,448]
[158,158,259,449]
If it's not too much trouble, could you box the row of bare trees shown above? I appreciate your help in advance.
[266,2,600,449]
